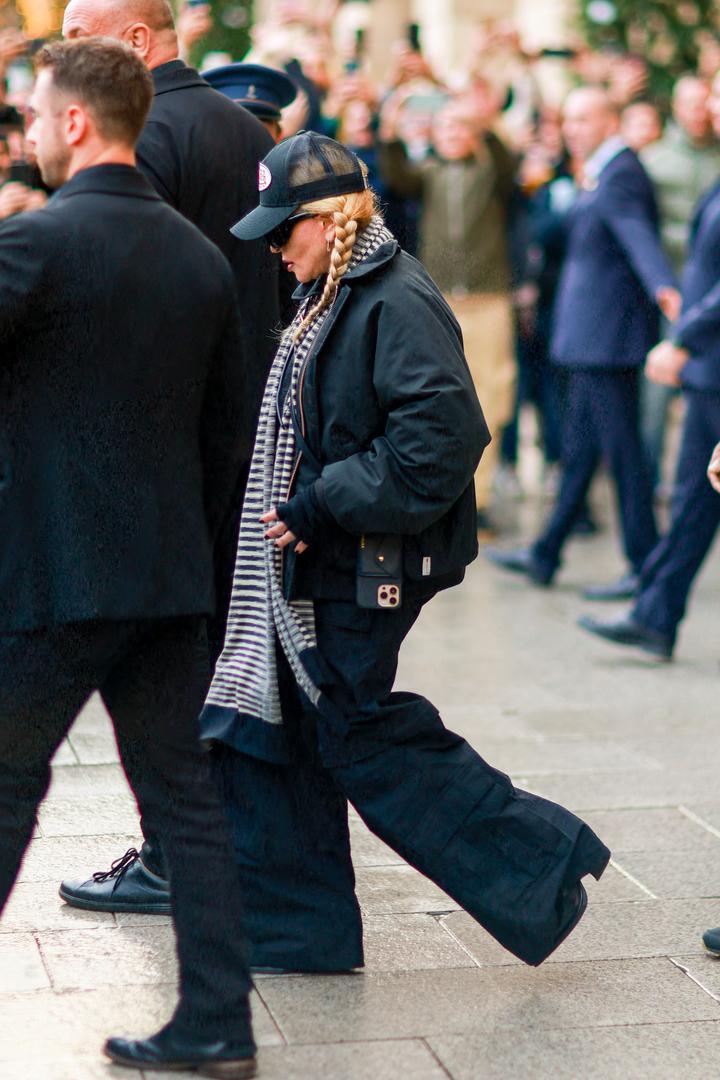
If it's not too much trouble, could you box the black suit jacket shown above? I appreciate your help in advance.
[0,165,250,633]
[137,60,280,402]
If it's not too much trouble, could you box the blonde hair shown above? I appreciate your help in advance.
[292,183,379,344]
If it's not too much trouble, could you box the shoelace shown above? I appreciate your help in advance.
[92,846,140,883]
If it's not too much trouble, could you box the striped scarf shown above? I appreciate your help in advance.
[204,216,393,727]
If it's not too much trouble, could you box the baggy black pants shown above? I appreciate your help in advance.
[212,597,611,970]
[0,617,254,1047]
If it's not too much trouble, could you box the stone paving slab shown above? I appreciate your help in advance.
[37,925,179,991]
[442,898,716,966]
[580,808,720,853]
[610,850,720,899]
[255,959,720,1044]
[17,834,140,884]
[144,1039,447,1080]
[671,952,720,999]
[37,794,140,838]
[0,882,115,934]
[349,821,405,867]
[361,914,476,971]
[0,986,280,1065]
[427,1019,720,1080]
[355,865,459,916]
[0,934,50,993]
[451,735,659,777]
[528,768,720,812]
[46,763,131,800]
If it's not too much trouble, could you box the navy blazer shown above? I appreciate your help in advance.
[550,148,675,368]
[674,182,720,392]
[0,166,250,633]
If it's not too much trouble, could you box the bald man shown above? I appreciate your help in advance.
[487,87,677,596]
[59,0,280,920]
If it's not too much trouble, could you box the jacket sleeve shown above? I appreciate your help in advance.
[136,119,181,208]
[200,272,253,541]
[599,168,676,300]
[673,278,720,357]
[320,290,490,536]
[0,213,47,342]
[377,140,424,200]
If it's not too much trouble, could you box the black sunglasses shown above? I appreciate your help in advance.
[266,212,315,251]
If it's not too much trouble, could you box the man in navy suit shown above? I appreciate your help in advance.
[487,87,678,594]
[578,167,720,660]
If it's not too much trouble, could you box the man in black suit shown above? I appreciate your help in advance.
[0,39,256,1076]
[58,0,279,913]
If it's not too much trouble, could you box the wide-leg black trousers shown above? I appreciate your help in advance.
[213,597,610,970]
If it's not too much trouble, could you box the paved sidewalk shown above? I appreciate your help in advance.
[2,491,720,1079]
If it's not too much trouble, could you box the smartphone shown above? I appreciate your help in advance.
[8,161,36,187]
[407,23,421,52]
[539,47,578,59]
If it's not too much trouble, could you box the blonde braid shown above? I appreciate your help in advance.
[291,187,376,344]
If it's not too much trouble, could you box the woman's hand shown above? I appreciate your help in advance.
[261,508,308,553]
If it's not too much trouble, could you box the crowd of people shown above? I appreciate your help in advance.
[1,0,720,1075]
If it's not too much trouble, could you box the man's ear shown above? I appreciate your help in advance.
[65,103,89,147]
[125,22,151,57]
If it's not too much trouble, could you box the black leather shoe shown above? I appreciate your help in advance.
[59,847,172,914]
[582,571,640,601]
[484,546,554,586]
[577,613,673,660]
[703,927,720,956]
[105,1025,256,1077]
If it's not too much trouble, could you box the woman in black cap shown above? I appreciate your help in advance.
[201,131,610,973]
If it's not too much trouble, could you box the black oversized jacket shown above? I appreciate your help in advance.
[0,165,249,633]
[279,240,490,600]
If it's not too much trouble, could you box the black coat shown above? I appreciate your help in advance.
[137,60,280,400]
[0,165,250,633]
[280,241,490,600]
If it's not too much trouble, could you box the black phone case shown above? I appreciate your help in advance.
[356,534,403,609]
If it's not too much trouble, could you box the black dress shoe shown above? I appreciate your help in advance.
[577,613,673,660]
[59,847,172,914]
[484,546,554,586]
[703,926,720,956]
[582,571,640,601]
[105,1025,256,1077]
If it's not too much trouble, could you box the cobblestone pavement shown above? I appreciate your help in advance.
[2,487,720,1080]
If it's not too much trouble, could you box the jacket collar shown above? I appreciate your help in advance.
[291,239,399,300]
[49,164,163,203]
[151,58,207,96]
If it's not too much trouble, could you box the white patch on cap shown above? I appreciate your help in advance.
[258,163,272,191]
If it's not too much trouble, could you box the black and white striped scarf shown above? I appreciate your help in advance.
[204,216,393,727]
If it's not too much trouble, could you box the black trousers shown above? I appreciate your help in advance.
[634,390,720,642]
[0,617,253,1047]
[533,368,657,574]
[213,598,610,969]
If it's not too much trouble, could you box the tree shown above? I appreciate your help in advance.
[580,0,720,99]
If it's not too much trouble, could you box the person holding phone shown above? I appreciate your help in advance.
[197,132,609,973]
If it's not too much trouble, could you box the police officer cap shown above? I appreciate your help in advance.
[203,63,297,121]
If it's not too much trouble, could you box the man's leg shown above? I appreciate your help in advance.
[599,369,658,572]
[0,627,97,909]
[633,392,720,641]
[100,617,254,1045]
[532,370,601,574]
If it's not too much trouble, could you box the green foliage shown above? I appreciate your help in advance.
[580,0,720,98]
[188,0,253,65]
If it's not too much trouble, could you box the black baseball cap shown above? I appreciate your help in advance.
[231,130,367,240]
